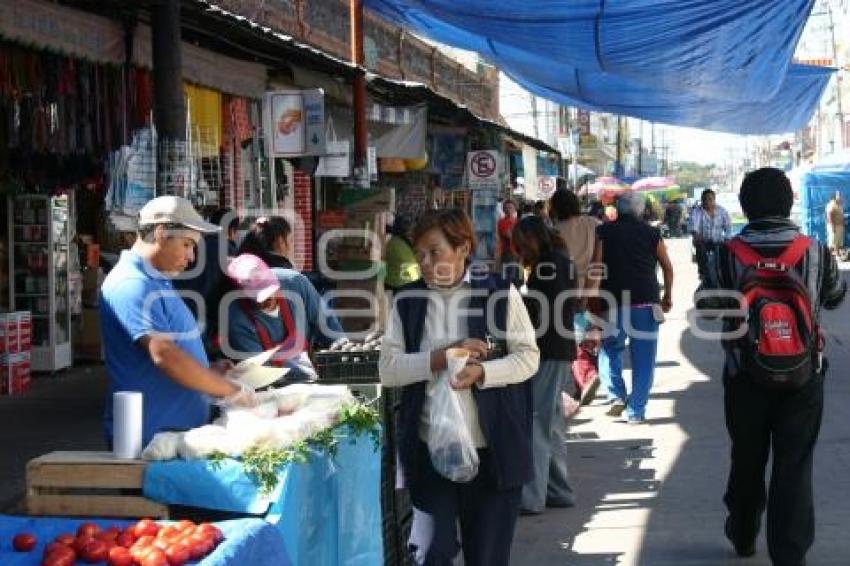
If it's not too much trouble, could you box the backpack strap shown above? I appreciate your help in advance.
[727,235,811,272]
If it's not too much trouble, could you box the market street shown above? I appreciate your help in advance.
[512,237,850,566]
[2,236,849,564]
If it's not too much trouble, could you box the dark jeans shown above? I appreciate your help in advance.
[694,240,720,282]
[407,442,522,566]
[723,370,824,566]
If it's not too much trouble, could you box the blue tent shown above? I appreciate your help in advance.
[367,0,830,134]
[799,166,850,246]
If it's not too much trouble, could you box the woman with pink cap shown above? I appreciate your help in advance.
[223,254,344,378]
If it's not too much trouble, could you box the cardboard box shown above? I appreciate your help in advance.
[0,311,32,354]
[1,351,31,396]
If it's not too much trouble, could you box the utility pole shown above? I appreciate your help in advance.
[531,94,540,139]
[827,4,846,149]
[615,115,623,177]
[350,0,369,187]
[637,120,644,176]
[151,0,185,195]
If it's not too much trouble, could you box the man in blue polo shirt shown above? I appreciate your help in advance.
[100,196,257,446]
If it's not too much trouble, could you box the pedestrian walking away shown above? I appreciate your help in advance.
[588,191,674,424]
[512,215,578,514]
[705,167,846,566]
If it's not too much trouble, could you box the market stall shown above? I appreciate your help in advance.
[0,515,289,566]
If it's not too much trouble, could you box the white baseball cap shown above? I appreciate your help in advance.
[138,196,220,233]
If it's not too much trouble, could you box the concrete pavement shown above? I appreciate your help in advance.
[512,238,850,566]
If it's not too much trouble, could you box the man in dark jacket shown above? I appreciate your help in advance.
[707,168,845,566]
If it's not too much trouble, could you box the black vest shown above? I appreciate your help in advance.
[394,275,533,490]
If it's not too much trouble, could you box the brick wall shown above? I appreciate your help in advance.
[213,0,499,120]
[293,169,313,271]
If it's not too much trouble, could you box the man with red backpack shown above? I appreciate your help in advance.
[707,168,845,566]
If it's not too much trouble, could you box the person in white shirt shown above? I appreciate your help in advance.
[690,189,731,281]
[379,208,539,566]
[826,192,845,254]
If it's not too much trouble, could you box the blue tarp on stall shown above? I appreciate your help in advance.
[0,515,289,566]
[799,168,850,246]
[143,429,383,566]
[367,0,813,102]
[366,0,831,134]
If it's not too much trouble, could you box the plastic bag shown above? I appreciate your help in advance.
[426,348,479,483]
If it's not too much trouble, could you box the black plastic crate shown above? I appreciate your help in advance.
[315,350,380,383]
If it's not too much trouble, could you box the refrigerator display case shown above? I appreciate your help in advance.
[8,194,72,372]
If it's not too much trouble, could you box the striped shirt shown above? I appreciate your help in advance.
[708,217,846,375]
[691,205,732,243]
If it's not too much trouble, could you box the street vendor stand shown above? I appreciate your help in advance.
[0,515,289,566]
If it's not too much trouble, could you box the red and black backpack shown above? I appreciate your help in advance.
[727,235,822,389]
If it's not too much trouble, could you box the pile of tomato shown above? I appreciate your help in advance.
[11,518,224,566]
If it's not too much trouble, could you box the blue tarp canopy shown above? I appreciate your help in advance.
[799,166,850,246]
[367,0,831,134]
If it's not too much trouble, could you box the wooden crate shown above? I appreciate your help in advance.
[26,451,168,519]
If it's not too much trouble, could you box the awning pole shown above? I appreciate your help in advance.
[350,0,369,187]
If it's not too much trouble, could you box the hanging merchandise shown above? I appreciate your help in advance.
[316,117,351,178]
[105,126,156,222]
[185,83,223,158]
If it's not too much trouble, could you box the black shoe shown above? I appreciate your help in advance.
[579,376,601,406]
[724,517,756,557]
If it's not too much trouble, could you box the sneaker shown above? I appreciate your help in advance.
[626,416,647,425]
[606,400,627,417]
[579,375,601,406]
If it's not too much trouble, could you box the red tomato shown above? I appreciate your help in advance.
[116,529,136,548]
[196,523,224,544]
[185,538,206,561]
[54,534,75,547]
[139,547,169,566]
[76,522,101,539]
[134,519,160,538]
[12,532,37,552]
[101,526,121,540]
[41,545,76,566]
[164,542,190,566]
[43,542,68,558]
[175,520,195,533]
[157,525,181,541]
[80,538,109,563]
[130,542,154,563]
[107,546,135,566]
[73,535,94,554]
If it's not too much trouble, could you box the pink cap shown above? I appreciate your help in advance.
[227,254,281,303]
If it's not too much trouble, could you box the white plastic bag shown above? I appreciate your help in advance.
[426,348,479,482]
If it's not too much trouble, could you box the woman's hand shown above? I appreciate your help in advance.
[451,362,484,390]
[453,338,489,360]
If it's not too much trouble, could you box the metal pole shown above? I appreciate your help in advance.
[827,5,845,149]
[151,0,185,141]
[350,0,368,186]
[151,0,186,196]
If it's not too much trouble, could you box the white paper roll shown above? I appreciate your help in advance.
[113,391,143,459]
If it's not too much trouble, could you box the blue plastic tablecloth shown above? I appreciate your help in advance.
[0,515,290,566]
[143,428,383,566]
